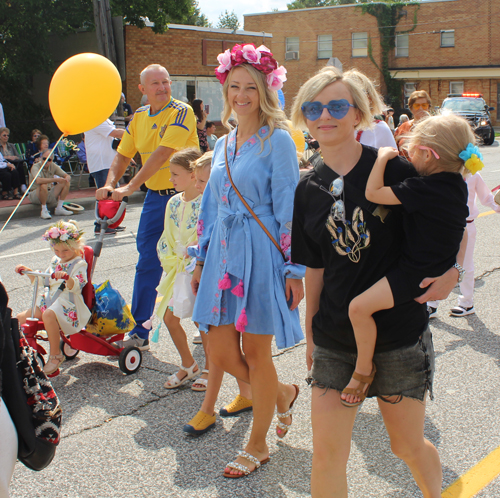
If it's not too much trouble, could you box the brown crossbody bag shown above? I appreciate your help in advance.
[224,136,286,262]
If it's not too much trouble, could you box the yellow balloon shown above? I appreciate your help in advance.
[49,53,122,136]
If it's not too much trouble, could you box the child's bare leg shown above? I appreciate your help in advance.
[17,306,42,324]
[191,327,209,390]
[344,277,394,404]
[41,309,65,374]
[163,309,198,381]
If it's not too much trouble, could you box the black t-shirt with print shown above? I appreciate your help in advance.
[391,172,468,278]
[292,146,429,354]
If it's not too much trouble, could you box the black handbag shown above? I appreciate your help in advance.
[0,285,62,471]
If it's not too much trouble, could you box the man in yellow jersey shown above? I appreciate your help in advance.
[96,64,199,350]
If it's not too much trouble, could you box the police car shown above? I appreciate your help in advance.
[440,93,495,145]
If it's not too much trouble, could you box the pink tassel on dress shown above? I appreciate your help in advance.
[231,279,244,298]
[236,308,248,333]
[218,272,232,290]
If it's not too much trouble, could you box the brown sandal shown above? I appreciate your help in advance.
[340,364,376,408]
[43,353,65,376]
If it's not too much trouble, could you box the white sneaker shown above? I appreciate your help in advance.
[54,206,72,216]
[450,306,475,317]
[41,209,52,220]
[193,330,202,344]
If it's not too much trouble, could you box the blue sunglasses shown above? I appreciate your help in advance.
[301,99,356,121]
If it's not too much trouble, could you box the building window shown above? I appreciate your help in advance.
[352,32,368,57]
[170,76,224,123]
[395,34,409,57]
[450,81,464,95]
[285,37,300,60]
[404,82,417,107]
[441,30,455,47]
[318,35,332,59]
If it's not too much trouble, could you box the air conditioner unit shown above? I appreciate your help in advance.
[285,51,299,60]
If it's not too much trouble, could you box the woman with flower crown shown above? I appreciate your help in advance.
[190,43,305,478]
[15,220,91,376]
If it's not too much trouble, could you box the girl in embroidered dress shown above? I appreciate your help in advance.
[156,148,207,389]
[16,220,91,375]
[190,43,305,478]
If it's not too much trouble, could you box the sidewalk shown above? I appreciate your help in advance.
[0,186,146,222]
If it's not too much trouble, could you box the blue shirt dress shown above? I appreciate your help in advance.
[191,126,305,349]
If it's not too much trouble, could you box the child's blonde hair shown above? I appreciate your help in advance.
[190,151,213,173]
[170,148,202,171]
[408,114,477,174]
[42,220,85,253]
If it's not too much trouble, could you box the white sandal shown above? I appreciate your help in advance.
[191,369,209,392]
[164,361,199,389]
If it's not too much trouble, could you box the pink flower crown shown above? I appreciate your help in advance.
[215,44,287,91]
[42,220,83,244]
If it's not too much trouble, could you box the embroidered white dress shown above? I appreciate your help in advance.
[36,256,91,335]
[191,126,305,349]
[156,192,202,319]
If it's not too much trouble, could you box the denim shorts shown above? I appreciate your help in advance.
[309,328,434,402]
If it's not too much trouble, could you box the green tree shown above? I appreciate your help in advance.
[0,0,199,138]
[287,0,356,9]
[184,0,212,27]
[216,10,240,30]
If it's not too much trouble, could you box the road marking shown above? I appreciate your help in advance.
[0,233,134,260]
[442,445,500,497]
[477,210,496,218]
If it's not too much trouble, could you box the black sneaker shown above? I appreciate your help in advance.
[95,227,116,236]
[450,306,475,317]
[114,226,126,232]
[427,306,438,319]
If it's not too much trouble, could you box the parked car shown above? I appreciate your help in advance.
[440,93,495,145]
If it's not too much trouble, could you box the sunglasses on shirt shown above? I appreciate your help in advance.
[301,99,356,121]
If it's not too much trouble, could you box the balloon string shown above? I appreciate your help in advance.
[0,133,66,238]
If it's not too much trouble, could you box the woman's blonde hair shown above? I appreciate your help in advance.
[191,151,213,172]
[408,114,476,174]
[408,90,431,109]
[343,71,385,118]
[169,147,202,171]
[221,64,289,150]
[291,66,372,131]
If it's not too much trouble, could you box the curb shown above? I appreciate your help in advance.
[0,190,147,222]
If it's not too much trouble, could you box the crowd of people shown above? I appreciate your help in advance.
[2,41,492,497]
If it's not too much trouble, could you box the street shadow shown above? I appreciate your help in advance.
[353,410,460,497]
[431,314,500,367]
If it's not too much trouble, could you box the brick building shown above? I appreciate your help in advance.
[244,0,500,123]
[124,24,272,124]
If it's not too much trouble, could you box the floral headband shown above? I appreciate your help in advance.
[42,220,83,244]
[459,143,484,175]
[215,43,287,91]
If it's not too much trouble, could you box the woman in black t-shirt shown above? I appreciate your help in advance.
[290,67,464,498]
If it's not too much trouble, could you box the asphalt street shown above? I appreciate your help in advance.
[1,141,500,498]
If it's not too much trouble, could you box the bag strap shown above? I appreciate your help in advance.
[224,136,286,262]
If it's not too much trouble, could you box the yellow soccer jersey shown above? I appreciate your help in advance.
[118,97,199,190]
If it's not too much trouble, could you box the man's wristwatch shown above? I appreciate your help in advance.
[453,262,465,283]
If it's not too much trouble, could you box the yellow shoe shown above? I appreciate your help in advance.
[219,395,253,417]
[183,410,216,436]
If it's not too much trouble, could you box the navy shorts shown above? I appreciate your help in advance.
[309,328,434,402]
